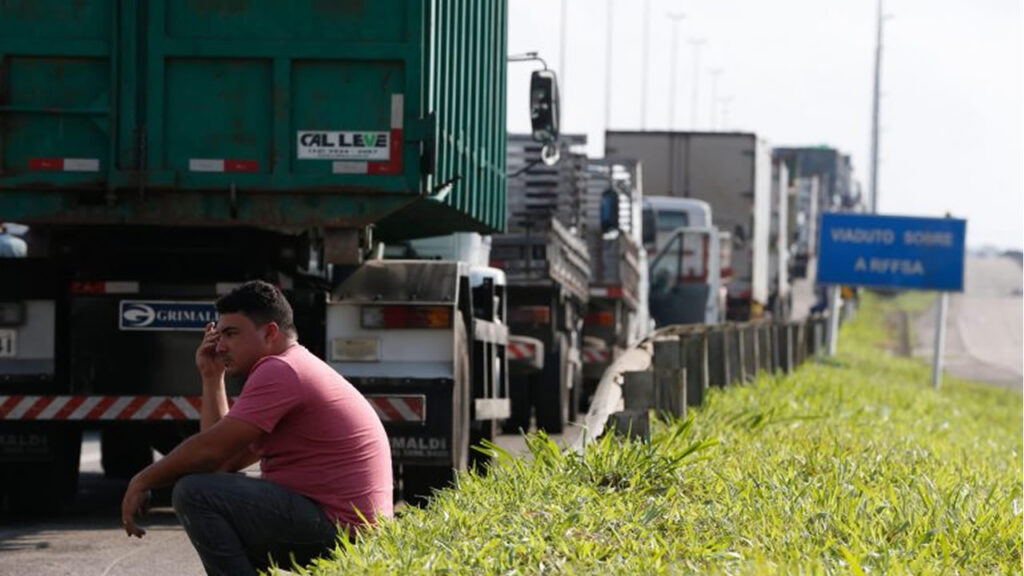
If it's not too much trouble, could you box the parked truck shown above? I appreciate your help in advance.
[0,0,549,512]
[493,135,590,435]
[579,158,648,411]
[606,131,787,321]
[642,197,724,326]
[769,158,792,319]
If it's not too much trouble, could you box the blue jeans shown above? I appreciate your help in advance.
[172,473,340,576]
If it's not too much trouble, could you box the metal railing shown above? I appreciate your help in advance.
[571,312,836,450]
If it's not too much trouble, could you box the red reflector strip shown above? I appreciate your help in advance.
[585,312,615,327]
[367,128,403,175]
[29,158,100,172]
[365,395,426,423]
[189,159,260,173]
[361,306,453,329]
[225,159,260,173]
[508,342,536,360]
[582,348,611,364]
[0,396,222,420]
[69,281,140,295]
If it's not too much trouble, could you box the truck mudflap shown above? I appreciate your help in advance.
[348,378,464,468]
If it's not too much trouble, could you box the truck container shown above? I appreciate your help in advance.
[0,0,526,511]
[579,158,647,410]
[789,176,821,278]
[773,146,856,214]
[606,131,775,320]
[769,158,791,318]
[493,135,589,435]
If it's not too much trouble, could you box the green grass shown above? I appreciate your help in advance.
[290,293,1023,575]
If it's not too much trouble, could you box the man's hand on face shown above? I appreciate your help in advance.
[195,323,225,379]
[120,482,151,538]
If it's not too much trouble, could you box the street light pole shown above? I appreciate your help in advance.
[708,67,722,130]
[719,96,732,130]
[559,0,569,111]
[641,0,651,129]
[869,0,886,214]
[604,0,615,128]
[667,13,687,130]
[689,38,707,130]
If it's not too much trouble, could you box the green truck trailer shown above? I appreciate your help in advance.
[0,0,553,511]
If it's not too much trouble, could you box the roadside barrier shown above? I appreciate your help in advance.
[571,312,840,450]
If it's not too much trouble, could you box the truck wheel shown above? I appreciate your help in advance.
[1,428,82,516]
[402,312,471,505]
[101,429,154,479]
[534,333,569,434]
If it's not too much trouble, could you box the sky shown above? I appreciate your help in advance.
[506,0,1023,250]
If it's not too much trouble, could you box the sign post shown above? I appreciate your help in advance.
[817,213,966,386]
[827,286,841,356]
[932,293,949,389]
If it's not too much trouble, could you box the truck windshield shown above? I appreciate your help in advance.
[656,210,689,232]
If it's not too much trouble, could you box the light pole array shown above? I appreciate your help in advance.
[688,38,707,130]
[667,13,687,130]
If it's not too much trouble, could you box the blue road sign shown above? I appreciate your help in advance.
[119,301,218,331]
[817,213,966,292]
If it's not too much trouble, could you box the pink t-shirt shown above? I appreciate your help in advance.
[226,344,393,528]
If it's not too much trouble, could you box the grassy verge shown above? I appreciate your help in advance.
[296,293,1022,575]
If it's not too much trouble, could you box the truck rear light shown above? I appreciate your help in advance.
[508,306,550,325]
[70,281,140,295]
[360,306,453,329]
[585,311,615,327]
[0,302,26,327]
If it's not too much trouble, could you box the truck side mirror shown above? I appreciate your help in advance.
[642,207,656,246]
[600,189,620,233]
[530,69,560,144]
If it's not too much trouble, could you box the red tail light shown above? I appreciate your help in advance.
[361,306,453,329]
[508,306,551,325]
[586,311,615,327]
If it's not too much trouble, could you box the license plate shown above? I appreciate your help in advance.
[331,338,379,362]
[0,329,15,358]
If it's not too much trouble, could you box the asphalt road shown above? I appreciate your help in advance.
[915,255,1023,391]
[0,426,577,576]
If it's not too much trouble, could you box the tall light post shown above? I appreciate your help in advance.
[719,96,733,131]
[604,0,615,127]
[667,13,687,130]
[559,0,569,111]
[869,0,889,214]
[641,0,652,129]
[708,67,723,130]
[688,38,707,130]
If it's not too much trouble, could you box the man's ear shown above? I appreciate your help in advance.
[263,322,280,344]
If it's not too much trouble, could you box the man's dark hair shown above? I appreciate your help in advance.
[216,280,297,337]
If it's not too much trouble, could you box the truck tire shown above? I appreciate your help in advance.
[101,429,154,479]
[534,333,569,434]
[1,428,82,516]
[402,312,471,506]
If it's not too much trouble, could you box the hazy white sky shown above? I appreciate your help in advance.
[506,0,1023,250]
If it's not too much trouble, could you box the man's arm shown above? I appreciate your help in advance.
[195,323,257,466]
[200,373,230,431]
[121,416,264,537]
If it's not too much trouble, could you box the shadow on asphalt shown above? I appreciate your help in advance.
[0,471,183,541]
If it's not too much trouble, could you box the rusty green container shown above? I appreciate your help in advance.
[0,0,507,240]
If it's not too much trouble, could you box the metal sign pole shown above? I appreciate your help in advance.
[932,292,949,389]
[827,285,841,356]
